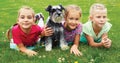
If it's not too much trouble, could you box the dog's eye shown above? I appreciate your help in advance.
[58,9,62,11]
[52,9,56,12]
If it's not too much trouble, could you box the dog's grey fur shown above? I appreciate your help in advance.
[45,5,68,51]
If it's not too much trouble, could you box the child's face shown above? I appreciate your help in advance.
[65,10,80,30]
[18,9,34,30]
[90,10,107,28]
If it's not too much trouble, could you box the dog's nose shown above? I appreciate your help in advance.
[57,12,62,16]
[58,13,61,16]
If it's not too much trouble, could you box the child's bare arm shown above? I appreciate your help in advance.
[74,34,80,46]
[85,34,103,47]
[70,34,82,56]
[17,43,37,56]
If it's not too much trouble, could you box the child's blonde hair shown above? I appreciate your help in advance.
[18,6,35,19]
[89,3,107,16]
[64,5,82,18]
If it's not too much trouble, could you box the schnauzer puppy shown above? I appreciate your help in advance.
[45,5,69,51]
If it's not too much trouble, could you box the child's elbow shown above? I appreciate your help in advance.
[88,42,95,47]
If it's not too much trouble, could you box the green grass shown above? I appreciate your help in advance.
[0,0,120,63]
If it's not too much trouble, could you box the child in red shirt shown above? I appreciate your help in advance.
[8,6,53,56]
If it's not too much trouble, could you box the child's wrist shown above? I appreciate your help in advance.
[73,44,78,48]
[41,30,45,37]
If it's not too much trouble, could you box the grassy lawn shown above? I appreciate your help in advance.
[0,0,120,63]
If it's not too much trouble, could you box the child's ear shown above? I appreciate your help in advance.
[89,16,93,21]
[17,21,19,24]
[17,19,19,23]
[64,15,67,21]
[32,18,36,25]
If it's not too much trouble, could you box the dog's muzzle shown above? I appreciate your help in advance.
[52,11,63,23]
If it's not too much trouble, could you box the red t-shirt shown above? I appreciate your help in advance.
[12,25,43,46]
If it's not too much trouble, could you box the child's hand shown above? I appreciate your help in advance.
[41,26,53,37]
[70,45,82,56]
[25,49,38,56]
[102,37,112,48]
[104,38,111,48]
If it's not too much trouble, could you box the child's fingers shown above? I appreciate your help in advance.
[27,50,38,56]
[29,52,37,56]
[45,27,53,33]
[76,50,82,56]
[44,27,53,36]
[46,27,53,31]
[45,31,53,36]
[103,36,107,41]
[104,40,112,48]
[70,48,82,56]
[104,44,111,48]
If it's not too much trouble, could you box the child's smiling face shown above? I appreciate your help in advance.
[18,9,34,30]
[65,10,80,30]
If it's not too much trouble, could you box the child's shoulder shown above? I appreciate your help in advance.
[83,21,92,28]
[77,23,82,28]
[84,21,91,25]
[103,22,112,30]
[105,22,112,27]
[12,24,20,33]
[12,24,19,30]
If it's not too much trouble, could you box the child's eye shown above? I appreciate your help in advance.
[69,18,73,20]
[75,18,79,20]
[96,16,101,18]
[20,16,25,19]
[27,16,32,19]
[103,16,106,18]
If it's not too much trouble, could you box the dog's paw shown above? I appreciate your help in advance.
[45,46,52,51]
[61,45,69,50]
[46,48,52,51]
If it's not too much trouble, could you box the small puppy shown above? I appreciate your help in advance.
[45,5,69,51]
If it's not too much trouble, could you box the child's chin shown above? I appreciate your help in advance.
[22,26,31,29]
[99,24,104,27]
[70,27,76,30]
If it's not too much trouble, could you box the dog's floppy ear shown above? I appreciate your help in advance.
[46,5,52,12]
[59,4,65,10]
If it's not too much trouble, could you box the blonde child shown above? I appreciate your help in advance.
[80,3,112,48]
[8,6,53,56]
[63,5,83,56]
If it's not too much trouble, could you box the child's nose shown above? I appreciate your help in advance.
[24,18,28,21]
[72,20,77,24]
[100,18,104,22]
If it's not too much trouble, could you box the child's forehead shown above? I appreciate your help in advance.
[19,9,34,16]
[68,10,79,14]
[67,10,81,17]
[20,9,33,13]
[92,9,107,15]
[68,9,80,14]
